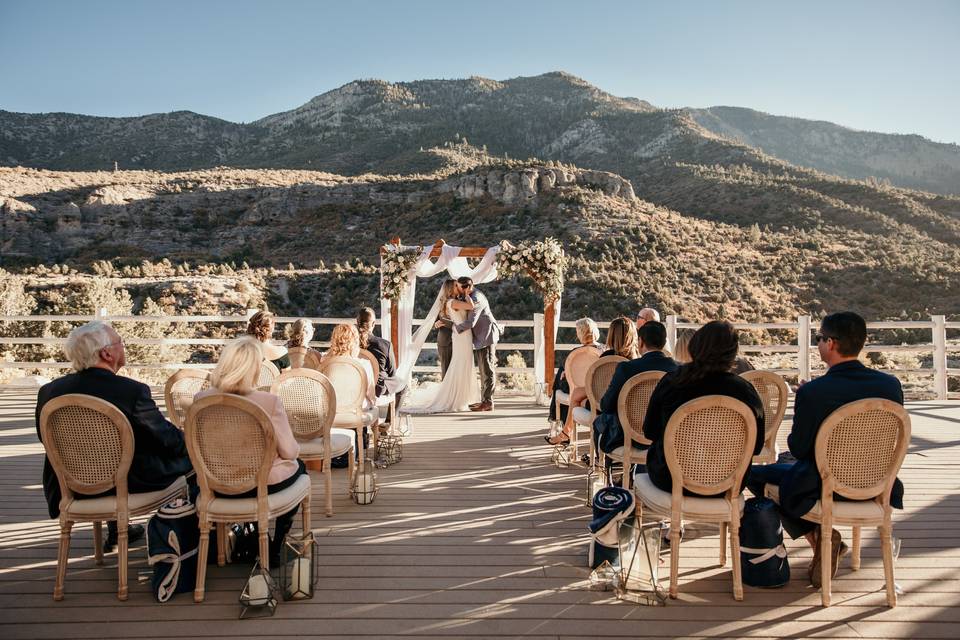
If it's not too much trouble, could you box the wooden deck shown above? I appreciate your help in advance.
[0,390,957,639]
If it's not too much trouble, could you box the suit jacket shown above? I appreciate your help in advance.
[778,360,905,518]
[454,290,501,350]
[35,368,192,519]
[365,334,396,397]
[642,369,765,495]
[593,351,679,453]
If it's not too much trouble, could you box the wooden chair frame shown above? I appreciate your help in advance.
[257,359,281,390]
[741,370,789,464]
[359,347,396,432]
[287,346,308,369]
[40,394,186,601]
[574,356,626,468]
[613,370,667,489]
[319,356,375,467]
[272,369,350,516]
[185,393,311,602]
[557,347,600,461]
[163,369,211,428]
[635,395,757,600]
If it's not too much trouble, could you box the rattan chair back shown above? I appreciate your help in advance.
[565,347,600,390]
[585,355,628,410]
[39,394,134,500]
[358,348,381,387]
[617,370,667,447]
[184,393,276,497]
[814,398,911,502]
[271,369,337,442]
[257,360,281,389]
[663,395,757,497]
[163,369,211,428]
[287,346,308,369]
[319,356,368,414]
[302,348,323,370]
[741,370,789,453]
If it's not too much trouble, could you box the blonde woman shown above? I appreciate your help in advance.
[195,336,304,564]
[673,329,694,364]
[285,318,320,368]
[322,323,376,409]
[601,317,640,360]
[247,310,289,371]
[545,317,603,444]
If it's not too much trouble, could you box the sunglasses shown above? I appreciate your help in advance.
[814,333,835,343]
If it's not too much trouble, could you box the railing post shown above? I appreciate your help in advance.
[533,313,547,405]
[666,314,677,354]
[932,315,948,400]
[97,307,109,321]
[798,315,811,383]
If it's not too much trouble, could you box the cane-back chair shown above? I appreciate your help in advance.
[740,370,789,464]
[609,370,667,488]
[163,369,211,428]
[571,355,627,467]
[556,347,601,460]
[319,356,377,466]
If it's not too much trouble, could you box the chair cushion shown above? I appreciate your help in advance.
[205,474,311,520]
[299,432,354,458]
[333,411,377,428]
[64,475,188,519]
[606,446,648,463]
[633,472,744,520]
[765,485,885,524]
[572,406,592,426]
[555,390,570,406]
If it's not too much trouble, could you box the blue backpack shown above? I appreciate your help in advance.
[739,497,790,588]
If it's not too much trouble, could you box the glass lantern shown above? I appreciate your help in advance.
[239,559,279,618]
[614,515,667,605]
[398,413,413,437]
[551,443,570,468]
[279,532,318,601]
[375,432,403,467]
[585,465,608,507]
[352,458,378,504]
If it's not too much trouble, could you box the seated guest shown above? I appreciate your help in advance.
[673,329,693,364]
[636,307,660,330]
[592,321,679,454]
[356,306,396,398]
[746,312,904,586]
[285,318,320,361]
[322,323,377,409]
[600,316,640,360]
[247,310,289,370]
[732,354,754,374]
[642,321,765,496]
[196,337,305,564]
[35,321,192,551]
[546,317,603,431]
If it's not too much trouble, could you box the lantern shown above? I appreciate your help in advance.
[398,413,413,437]
[279,532,318,601]
[551,443,570,468]
[239,559,278,618]
[585,465,608,507]
[375,432,403,467]
[614,516,667,605]
[352,458,378,504]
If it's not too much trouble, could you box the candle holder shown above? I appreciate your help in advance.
[398,413,413,437]
[614,515,667,606]
[551,443,570,468]
[238,559,279,619]
[375,432,403,467]
[279,532,318,601]
[585,464,608,507]
[351,458,378,505]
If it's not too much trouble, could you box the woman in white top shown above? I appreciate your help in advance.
[321,323,376,409]
[247,310,290,371]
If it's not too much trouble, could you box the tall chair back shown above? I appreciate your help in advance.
[319,356,368,415]
[272,369,337,442]
[617,370,667,449]
[257,360,281,390]
[287,346,308,369]
[163,369,211,428]
[565,347,600,390]
[585,356,627,410]
[741,370,789,463]
[302,349,323,370]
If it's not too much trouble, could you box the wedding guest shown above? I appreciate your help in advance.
[642,321,765,496]
[592,321,679,454]
[601,317,640,359]
[673,329,693,364]
[746,312,904,587]
[322,323,377,409]
[636,307,660,330]
[285,318,320,368]
[356,306,396,397]
[547,317,603,429]
[195,336,304,564]
[247,310,289,370]
[35,321,192,551]
[732,355,755,374]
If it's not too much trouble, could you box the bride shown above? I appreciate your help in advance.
[401,280,480,413]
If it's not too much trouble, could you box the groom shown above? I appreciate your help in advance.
[454,276,501,412]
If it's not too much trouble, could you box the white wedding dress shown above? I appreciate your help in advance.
[401,300,480,414]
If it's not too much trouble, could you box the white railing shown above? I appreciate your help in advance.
[1,310,957,399]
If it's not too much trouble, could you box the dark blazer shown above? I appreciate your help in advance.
[778,360,904,518]
[642,368,765,495]
[35,368,192,519]
[365,334,396,397]
[593,351,679,453]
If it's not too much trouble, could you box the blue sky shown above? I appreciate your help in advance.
[1,0,958,143]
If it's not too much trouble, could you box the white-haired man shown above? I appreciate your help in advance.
[35,321,192,552]
[636,307,660,330]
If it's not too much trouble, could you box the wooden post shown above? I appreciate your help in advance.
[665,314,677,354]
[932,315,948,401]
[544,299,555,395]
[389,236,401,361]
[798,315,811,383]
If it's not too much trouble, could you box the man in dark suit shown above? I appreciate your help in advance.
[747,311,904,586]
[356,307,396,397]
[592,321,678,454]
[35,321,192,551]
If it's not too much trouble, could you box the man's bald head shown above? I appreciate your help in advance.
[636,307,660,329]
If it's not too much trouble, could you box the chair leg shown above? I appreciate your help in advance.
[718,521,728,567]
[730,517,743,601]
[53,520,73,601]
[356,428,365,468]
[302,494,312,536]
[348,448,356,497]
[325,459,334,517]
[820,519,833,607]
[216,523,227,567]
[567,412,579,462]
[93,521,104,566]
[258,527,270,572]
[669,510,681,599]
[851,526,862,571]
[194,519,211,603]
[880,524,897,607]
[117,515,129,601]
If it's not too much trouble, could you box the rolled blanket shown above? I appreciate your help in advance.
[588,487,635,569]
[147,496,201,602]
[739,497,790,588]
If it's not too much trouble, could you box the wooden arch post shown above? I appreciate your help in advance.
[380,237,557,396]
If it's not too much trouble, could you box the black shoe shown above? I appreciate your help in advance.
[103,523,145,553]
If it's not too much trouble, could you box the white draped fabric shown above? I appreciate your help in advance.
[380,244,500,393]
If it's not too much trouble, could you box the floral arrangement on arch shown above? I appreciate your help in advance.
[380,244,423,301]
[497,238,566,302]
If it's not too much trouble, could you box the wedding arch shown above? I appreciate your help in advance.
[379,237,565,395]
